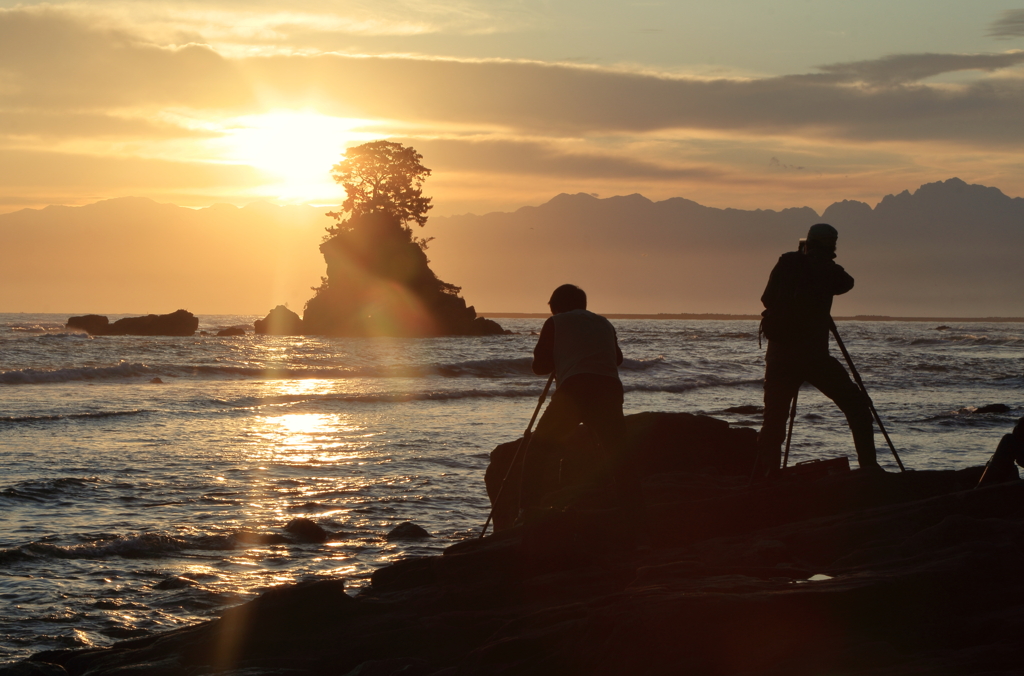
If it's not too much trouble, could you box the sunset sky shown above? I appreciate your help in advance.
[2,1,1024,217]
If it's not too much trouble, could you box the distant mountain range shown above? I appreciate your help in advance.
[1,178,1020,317]
[427,178,1023,317]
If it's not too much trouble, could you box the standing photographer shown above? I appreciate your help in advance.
[756,223,883,477]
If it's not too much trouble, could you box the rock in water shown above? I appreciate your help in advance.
[66,310,198,336]
[386,522,432,540]
[66,314,109,335]
[301,211,505,337]
[283,517,330,543]
[975,403,1011,414]
[216,327,246,337]
[254,305,304,335]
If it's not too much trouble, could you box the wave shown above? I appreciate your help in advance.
[0,362,156,384]
[620,356,668,371]
[7,323,68,333]
[0,527,339,564]
[215,375,746,409]
[625,377,762,394]
[0,410,147,426]
[23,533,192,560]
[1,353,684,387]
[919,404,1019,423]
[433,357,533,378]
[38,332,92,340]
[906,334,1024,347]
[219,387,547,409]
[0,477,102,502]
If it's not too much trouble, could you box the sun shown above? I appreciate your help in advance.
[221,111,378,202]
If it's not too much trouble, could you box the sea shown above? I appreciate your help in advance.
[1,312,1022,663]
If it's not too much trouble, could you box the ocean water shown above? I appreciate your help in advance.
[1,313,1022,662]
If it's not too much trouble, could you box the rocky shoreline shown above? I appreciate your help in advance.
[8,414,1024,676]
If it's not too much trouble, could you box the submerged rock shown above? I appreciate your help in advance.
[283,518,330,543]
[153,576,197,590]
[385,522,432,540]
[975,403,1012,414]
[216,327,246,337]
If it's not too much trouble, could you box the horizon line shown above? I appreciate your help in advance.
[479,312,1024,323]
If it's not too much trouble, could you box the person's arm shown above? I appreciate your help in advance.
[828,262,855,296]
[532,317,555,375]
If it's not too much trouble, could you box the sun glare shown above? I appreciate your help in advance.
[221,112,378,202]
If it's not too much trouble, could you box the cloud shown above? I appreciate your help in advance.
[7,8,1024,150]
[0,148,268,189]
[0,111,215,139]
[0,8,252,110]
[402,137,727,180]
[240,53,1024,146]
[813,51,1024,85]
[989,10,1024,38]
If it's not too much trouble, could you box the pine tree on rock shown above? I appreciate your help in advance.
[301,141,504,337]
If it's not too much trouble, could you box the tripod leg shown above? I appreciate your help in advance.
[783,390,798,469]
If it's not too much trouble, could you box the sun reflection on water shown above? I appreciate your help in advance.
[247,381,378,465]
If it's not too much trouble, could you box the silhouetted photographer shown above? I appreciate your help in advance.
[756,224,883,477]
[520,284,641,523]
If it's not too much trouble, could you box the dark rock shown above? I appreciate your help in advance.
[254,305,304,335]
[301,211,505,337]
[485,411,758,533]
[217,327,246,337]
[149,377,163,384]
[67,311,198,336]
[66,314,109,335]
[154,576,197,590]
[108,310,198,336]
[975,403,1011,414]
[283,518,330,543]
[385,522,432,540]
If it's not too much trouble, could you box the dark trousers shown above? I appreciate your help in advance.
[758,342,878,470]
[520,373,636,510]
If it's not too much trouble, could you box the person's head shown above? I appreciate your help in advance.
[805,223,838,257]
[548,284,587,314]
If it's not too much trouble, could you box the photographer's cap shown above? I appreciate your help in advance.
[806,223,838,243]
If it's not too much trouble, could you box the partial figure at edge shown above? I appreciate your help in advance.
[756,224,883,477]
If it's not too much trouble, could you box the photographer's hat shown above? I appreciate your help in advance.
[806,223,838,243]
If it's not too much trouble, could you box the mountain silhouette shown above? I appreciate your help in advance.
[1,179,1019,316]
[426,178,1022,317]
